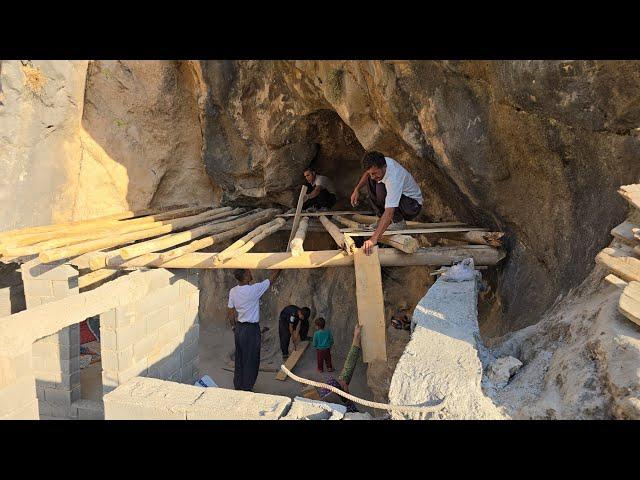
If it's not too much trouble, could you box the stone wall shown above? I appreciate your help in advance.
[100,269,200,395]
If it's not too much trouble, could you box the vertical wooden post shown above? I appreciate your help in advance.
[286,185,308,253]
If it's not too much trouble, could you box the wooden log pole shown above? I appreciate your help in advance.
[113,245,506,270]
[39,207,234,263]
[286,186,308,253]
[318,214,355,254]
[215,218,286,264]
[378,234,419,253]
[348,214,465,229]
[290,217,309,257]
[442,231,505,247]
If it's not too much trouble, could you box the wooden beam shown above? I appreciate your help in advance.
[79,268,120,290]
[39,207,233,263]
[318,214,355,254]
[290,217,309,257]
[611,221,640,246]
[286,186,308,253]
[215,218,286,264]
[619,184,640,211]
[605,274,628,290]
[334,215,362,229]
[378,234,419,253]
[277,210,372,218]
[348,214,465,229]
[442,231,505,247]
[342,227,489,236]
[0,204,188,242]
[595,247,640,283]
[619,281,640,327]
[118,208,252,260]
[111,245,506,270]
[353,246,387,363]
[275,341,310,381]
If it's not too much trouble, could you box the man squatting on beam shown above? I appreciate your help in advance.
[350,151,423,255]
[302,167,337,212]
[279,304,311,361]
[227,268,281,391]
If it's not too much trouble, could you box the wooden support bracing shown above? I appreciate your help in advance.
[334,215,419,253]
[619,184,640,211]
[286,186,308,253]
[353,246,387,363]
[275,341,310,381]
[348,214,465,229]
[290,217,309,257]
[38,207,233,263]
[619,281,640,327]
[341,227,489,236]
[215,218,286,264]
[318,214,355,254]
[595,247,640,283]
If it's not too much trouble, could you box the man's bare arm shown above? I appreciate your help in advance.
[363,207,395,255]
[226,307,237,328]
[269,269,282,284]
[305,185,322,201]
[350,171,370,207]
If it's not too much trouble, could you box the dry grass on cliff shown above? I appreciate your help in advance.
[22,65,46,94]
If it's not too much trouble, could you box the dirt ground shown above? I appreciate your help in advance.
[198,321,378,416]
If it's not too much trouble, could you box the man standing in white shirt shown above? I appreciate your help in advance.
[350,151,423,255]
[226,268,281,391]
[302,167,337,212]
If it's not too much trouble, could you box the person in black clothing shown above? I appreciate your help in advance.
[279,305,311,360]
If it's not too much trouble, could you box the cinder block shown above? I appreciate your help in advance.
[39,401,77,419]
[133,332,159,362]
[148,338,181,367]
[43,386,75,406]
[145,306,171,334]
[52,279,77,297]
[177,277,198,297]
[22,259,77,281]
[135,284,181,316]
[102,370,119,394]
[74,399,105,420]
[100,309,117,329]
[187,291,200,315]
[157,318,180,345]
[0,376,37,416]
[184,325,199,347]
[115,304,136,327]
[101,346,134,371]
[56,325,80,347]
[181,341,199,366]
[117,358,149,384]
[23,279,53,298]
[102,320,145,351]
[168,300,187,326]
[32,342,72,361]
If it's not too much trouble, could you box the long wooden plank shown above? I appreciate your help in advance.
[611,221,640,246]
[39,207,233,263]
[341,227,489,236]
[215,218,285,264]
[349,214,465,229]
[275,341,310,381]
[286,186,308,253]
[353,246,387,363]
[278,210,372,218]
[290,217,309,257]
[605,274,628,290]
[110,245,506,270]
[619,281,640,327]
[595,247,640,283]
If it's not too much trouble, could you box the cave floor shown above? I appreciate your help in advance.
[198,321,377,416]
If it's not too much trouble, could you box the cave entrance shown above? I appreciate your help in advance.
[290,109,365,210]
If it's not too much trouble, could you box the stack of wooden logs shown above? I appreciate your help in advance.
[0,204,286,289]
[278,211,504,257]
[595,183,640,327]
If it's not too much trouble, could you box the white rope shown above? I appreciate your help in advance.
[280,365,447,414]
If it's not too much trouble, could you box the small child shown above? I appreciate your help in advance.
[312,317,334,373]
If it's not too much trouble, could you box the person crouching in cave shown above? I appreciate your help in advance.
[278,305,312,361]
[301,323,363,413]
[227,268,281,392]
[302,167,337,212]
[350,151,423,255]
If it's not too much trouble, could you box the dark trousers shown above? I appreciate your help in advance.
[316,348,333,371]
[299,318,309,341]
[367,178,421,222]
[233,322,261,391]
[279,321,292,357]
[302,183,337,210]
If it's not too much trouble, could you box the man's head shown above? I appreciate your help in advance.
[233,269,252,284]
[303,167,316,184]
[315,317,326,329]
[299,307,311,320]
[362,151,387,182]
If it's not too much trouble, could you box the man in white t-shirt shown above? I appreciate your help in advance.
[226,268,281,391]
[302,167,337,212]
[350,151,423,255]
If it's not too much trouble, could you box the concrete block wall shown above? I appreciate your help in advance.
[100,269,200,394]
[104,376,291,420]
[21,258,81,419]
